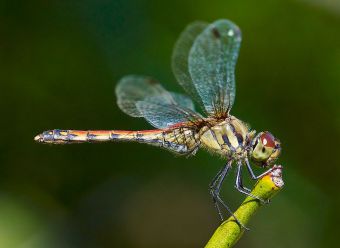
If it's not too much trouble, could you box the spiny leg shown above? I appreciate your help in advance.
[235,161,269,204]
[245,158,276,180]
[209,161,249,230]
[209,162,232,220]
[209,162,234,220]
[235,163,251,193]
[209,165,225,220]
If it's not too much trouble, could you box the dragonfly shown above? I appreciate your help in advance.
[34,19,281,228]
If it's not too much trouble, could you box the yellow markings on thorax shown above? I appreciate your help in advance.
[231,117,248,142]
[199,116,250,155]
[223,124,239,150]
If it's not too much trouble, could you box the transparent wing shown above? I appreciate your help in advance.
[116,75,165,117]
[188,19,241,118]
[172,21,208,112]
[136,95,201,128]
[115,75,203,129]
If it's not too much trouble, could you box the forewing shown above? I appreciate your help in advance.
[172,21,208,112]
[116,75,203,129]
[188,19,241,117]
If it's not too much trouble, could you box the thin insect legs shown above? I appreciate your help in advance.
[209,161,248,229]
[245,158,275,180]
[209,159,277,228]
[235,161,269,204]
[235,158,279,204]
[209,165,225,220]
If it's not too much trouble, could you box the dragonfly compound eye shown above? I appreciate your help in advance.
[260,132,275,148]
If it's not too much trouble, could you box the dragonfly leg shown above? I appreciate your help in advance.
[209,165,225,221]
[236,168,251,194]
[235,161,269,204]
[209,161,249,230]
[245,158,275,180]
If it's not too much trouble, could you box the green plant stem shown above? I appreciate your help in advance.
[205,165,284,248]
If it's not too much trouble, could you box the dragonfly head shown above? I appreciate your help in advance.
[249,131,281,167]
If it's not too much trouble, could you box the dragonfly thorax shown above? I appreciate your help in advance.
[199,116,251,157]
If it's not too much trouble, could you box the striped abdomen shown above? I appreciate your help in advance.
[34,128,199,155]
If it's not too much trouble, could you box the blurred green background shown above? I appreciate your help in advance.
[2,0,340,247]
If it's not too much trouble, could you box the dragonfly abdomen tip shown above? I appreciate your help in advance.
[34,134,43,142]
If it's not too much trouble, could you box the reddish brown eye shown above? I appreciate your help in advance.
[260,132,275,148]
